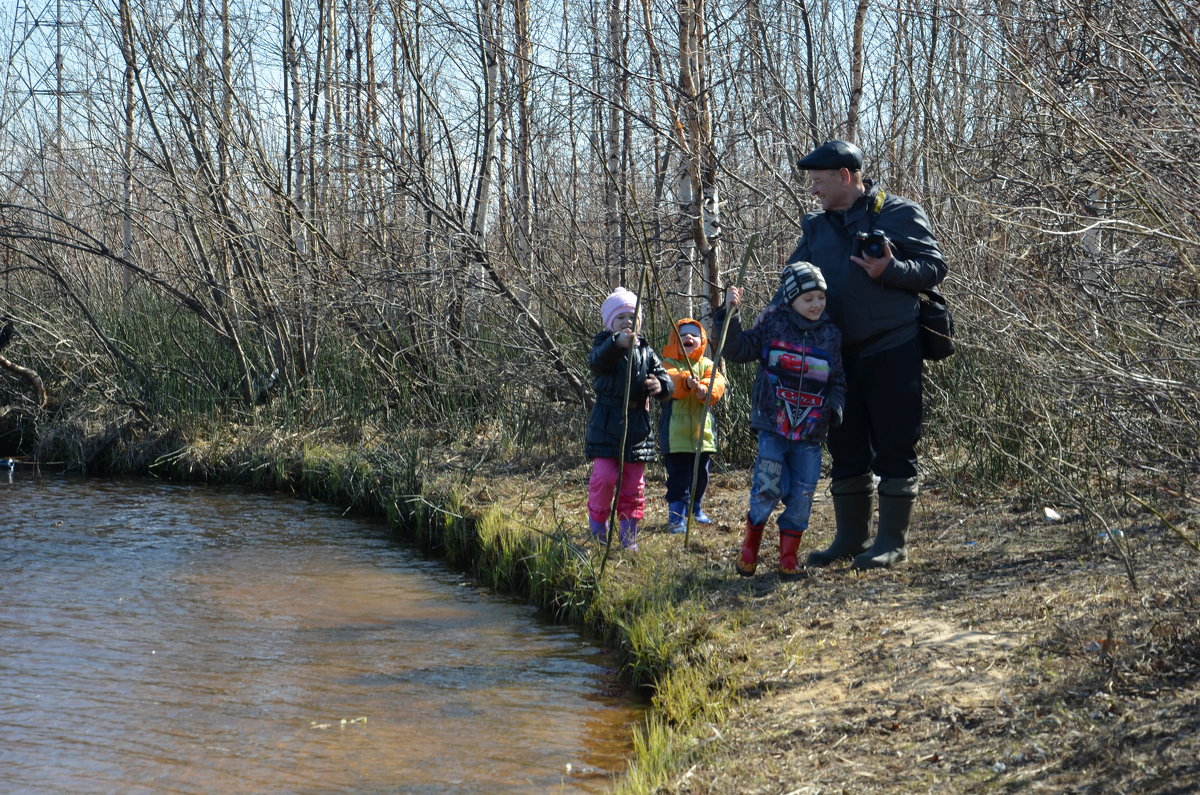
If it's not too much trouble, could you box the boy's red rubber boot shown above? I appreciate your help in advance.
[778,530,808,580]
[736,517,766,576]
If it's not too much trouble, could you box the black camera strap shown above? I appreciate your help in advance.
[870,189,886,217]
[820,188,887,244]
[863,188,887,237]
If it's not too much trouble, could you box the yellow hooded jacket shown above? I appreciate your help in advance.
[659,318,727,454]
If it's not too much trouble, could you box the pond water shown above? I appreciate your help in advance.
[0,473,642,793]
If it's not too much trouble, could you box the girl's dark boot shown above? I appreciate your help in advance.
[735,516,766,576]
[807,473,874,567]
[619,518,640,551]
[778,530,807,580]
[852,476,918,569]
[667,501,688,534]
[589,519,607,542]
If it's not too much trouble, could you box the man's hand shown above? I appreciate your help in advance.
[850,241,893,279]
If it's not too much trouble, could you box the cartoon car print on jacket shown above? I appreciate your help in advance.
[764,340,833,440]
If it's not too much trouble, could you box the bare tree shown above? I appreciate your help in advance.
[0,0,1193,522]
[676,0,721,309]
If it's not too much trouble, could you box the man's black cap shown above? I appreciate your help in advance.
[796,140,864,171]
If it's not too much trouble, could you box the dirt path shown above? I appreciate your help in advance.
[481,461,1198,793]
[652,478,1200,794]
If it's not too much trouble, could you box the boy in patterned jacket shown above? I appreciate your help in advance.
[713,262,846,578]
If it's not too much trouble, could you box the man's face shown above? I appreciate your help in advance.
[808,168,854,211]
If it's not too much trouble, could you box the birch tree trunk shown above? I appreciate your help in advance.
[604,0,630,286]
[848,0,869,141]
[282,0,306,256]
[118,0,136,289]
[677,0,721,309]
[513,0,534,290]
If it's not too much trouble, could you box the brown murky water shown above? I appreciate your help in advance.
[0,473,643,793]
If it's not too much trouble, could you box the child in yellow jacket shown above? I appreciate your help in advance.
[659,319,727,533]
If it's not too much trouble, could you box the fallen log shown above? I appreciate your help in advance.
[0,321,47,408]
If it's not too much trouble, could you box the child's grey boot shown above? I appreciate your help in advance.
[589,519,607,542]
[667,501,688,534]
[852,476,918,570]
[807,473,874,567]
[619,518,640,551]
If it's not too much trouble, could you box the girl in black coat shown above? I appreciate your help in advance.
[585,287,673,550]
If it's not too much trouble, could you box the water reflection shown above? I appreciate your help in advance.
[0,475,641,793]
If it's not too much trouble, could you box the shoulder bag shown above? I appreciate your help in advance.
[916,288,954,361]
[866,191,956,361]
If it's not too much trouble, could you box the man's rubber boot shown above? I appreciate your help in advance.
[667,501,688,534]
[589,519,607,542]
[619,518,640,551]
[778,530,807,580]
[692,501,713,524]
[807,474,874,567]
[735,516,766,576]
[853,476,918,570]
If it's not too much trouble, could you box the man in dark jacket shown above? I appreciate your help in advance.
[787,140,947,569]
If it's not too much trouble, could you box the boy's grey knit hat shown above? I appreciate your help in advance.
[780,261,827,303]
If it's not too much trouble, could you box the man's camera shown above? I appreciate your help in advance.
[855,229,890,259]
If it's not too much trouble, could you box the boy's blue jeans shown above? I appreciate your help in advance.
[748,430,822,534]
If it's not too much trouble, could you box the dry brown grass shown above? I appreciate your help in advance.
[473,461,1200,794]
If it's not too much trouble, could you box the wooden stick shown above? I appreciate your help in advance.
[684,235,757,546]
